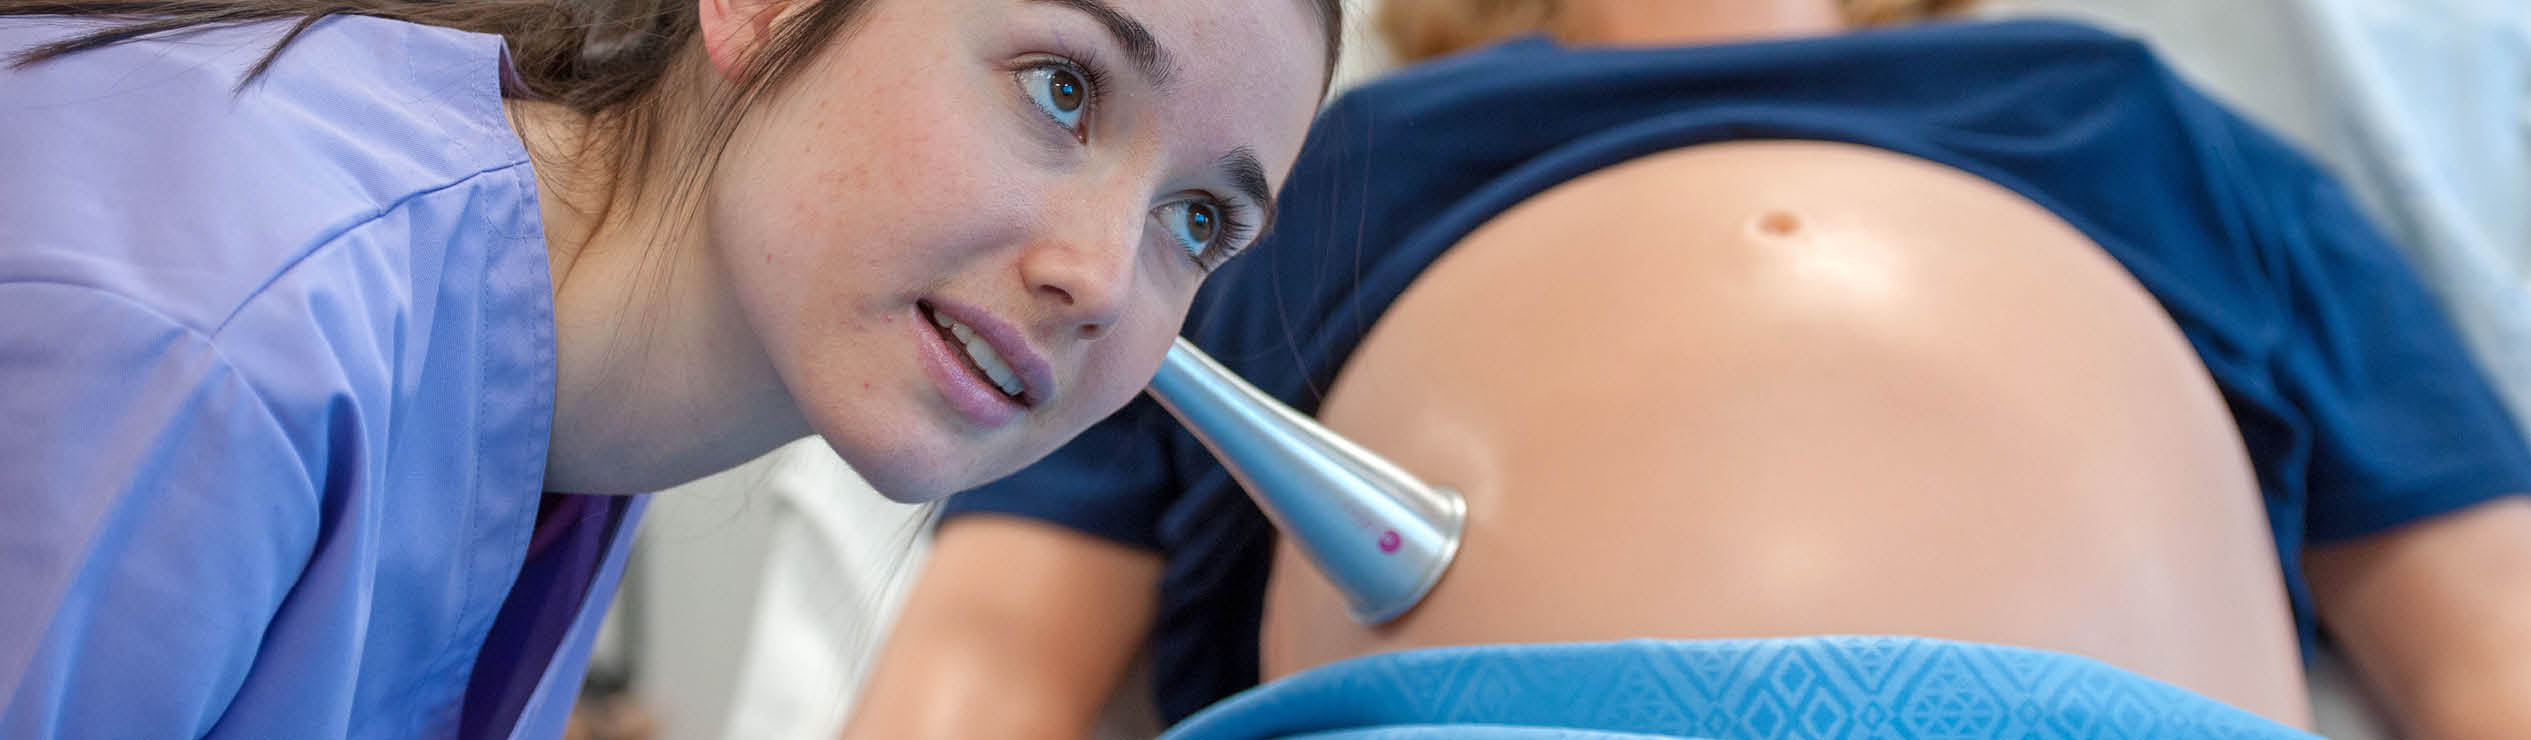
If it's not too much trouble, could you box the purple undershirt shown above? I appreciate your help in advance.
[457,493,626,738]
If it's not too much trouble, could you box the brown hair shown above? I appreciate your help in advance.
[1379,0,1979,63]
[4,0,1345,215]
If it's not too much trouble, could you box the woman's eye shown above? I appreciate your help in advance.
[1156,199,1232,266]
[1017,64,1090,136]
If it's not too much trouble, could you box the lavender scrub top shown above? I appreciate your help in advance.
[1,15,643,739]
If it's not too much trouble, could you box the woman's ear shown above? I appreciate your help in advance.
[697,0,798,81]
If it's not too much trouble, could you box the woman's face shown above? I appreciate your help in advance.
[701,0,1327,500]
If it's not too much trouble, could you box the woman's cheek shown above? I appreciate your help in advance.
[1119,298,1192,402]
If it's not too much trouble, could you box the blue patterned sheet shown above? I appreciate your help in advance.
[1161,637,2320,739]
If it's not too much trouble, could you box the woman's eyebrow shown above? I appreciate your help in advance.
[1027,0,1175,90]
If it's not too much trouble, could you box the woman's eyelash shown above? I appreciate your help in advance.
[1195,199,1262,271]
[1213,201,1258,244]
[1015,54,1112,136]
[1050,57,1112,118]
[1066,58,1111,115]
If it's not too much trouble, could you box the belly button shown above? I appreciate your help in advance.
[1752,210,1804,239]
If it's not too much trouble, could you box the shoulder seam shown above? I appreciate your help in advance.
[0,280,299,446]
[210,160,534,335]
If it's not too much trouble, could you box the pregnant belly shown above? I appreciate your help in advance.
[1256,141,2310,725]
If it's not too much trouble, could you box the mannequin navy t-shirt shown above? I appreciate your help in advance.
[945,20,2531,722]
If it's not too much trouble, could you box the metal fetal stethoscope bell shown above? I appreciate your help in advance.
[1145,337,1466,626]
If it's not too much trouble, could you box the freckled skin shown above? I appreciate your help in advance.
[698,0,1327,501]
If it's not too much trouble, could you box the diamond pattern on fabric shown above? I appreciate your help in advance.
[1161,637,2320,740]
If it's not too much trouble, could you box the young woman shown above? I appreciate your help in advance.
[853,0,2531,737]
[0,0,1339,735]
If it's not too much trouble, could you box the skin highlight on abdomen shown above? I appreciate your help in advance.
[1257,141,2311,726]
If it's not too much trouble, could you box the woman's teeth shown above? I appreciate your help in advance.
[930,310,1027,399]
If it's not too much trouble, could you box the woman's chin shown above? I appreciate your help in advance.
[870,480,957,504]
[837,441,1012,504]
[837,450,968,504]
[815,403,1064,503]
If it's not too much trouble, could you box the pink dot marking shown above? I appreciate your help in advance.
[1378,530,1402,554]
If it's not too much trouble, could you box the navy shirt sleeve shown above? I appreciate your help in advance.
[2276,169,2531,541]
[941,395,1185,551]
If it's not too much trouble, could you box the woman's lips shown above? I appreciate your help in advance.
[920,297,1054,406]
[912,303,1026,429]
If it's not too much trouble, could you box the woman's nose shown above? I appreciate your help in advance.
[1017,219,1140,341]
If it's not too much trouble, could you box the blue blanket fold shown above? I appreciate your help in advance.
[1162,637,2321,740]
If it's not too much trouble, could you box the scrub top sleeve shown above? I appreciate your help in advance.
[2277,175,2531,542]
[0,284,322,738]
